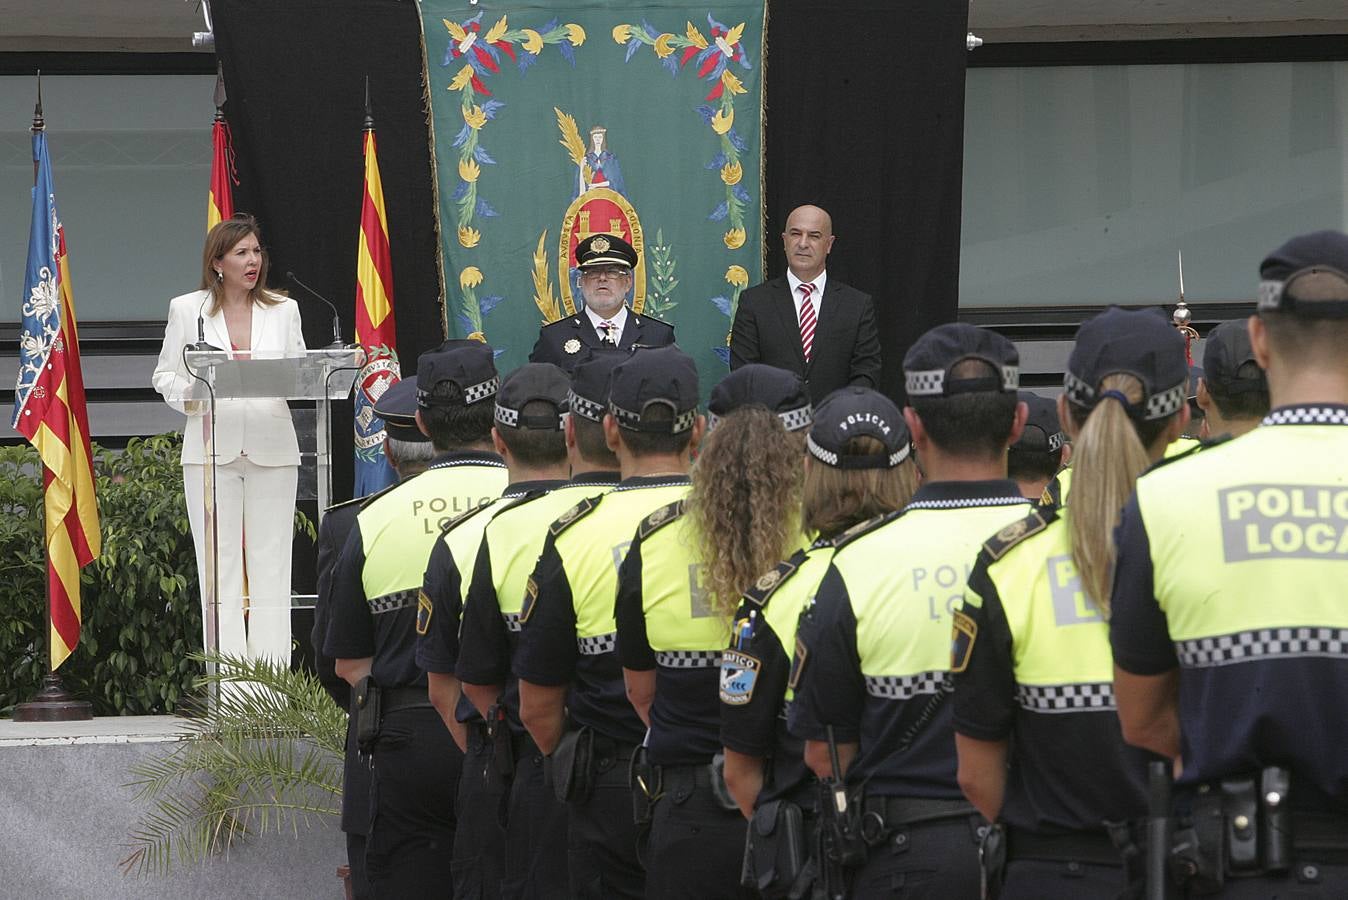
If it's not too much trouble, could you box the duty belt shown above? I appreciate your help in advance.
[1294,811,1348,864]
[381,685,434,715]
[1006,827,1125,866]
[861,794,977,840]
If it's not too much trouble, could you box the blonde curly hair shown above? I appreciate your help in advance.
[688,407,807,618]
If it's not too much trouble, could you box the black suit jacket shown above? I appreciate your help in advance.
[729,275,881,405]
[529,305,675,372]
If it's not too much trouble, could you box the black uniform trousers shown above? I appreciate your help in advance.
[503,734,570,899]
[453,722,510,899]
[366,706,462,899]
[848,814,983,900]
[567,736,645,899]
[343,717,374,899]
[1002,860,1128,899]
[642,764,752,899]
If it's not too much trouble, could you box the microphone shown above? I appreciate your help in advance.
[190,293,223,352]
[286,271,346,348]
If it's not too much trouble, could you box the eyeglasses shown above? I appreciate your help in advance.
[582,265,631,280]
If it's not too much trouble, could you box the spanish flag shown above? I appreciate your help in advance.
[14,115,101,671]
[353,88,401,496]
[207,68,236,232]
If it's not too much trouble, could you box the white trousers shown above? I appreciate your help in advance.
[183,459,297,666]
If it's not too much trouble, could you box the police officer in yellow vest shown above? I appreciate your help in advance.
[416,362,573,899]
[721,387,918,898]
[613,364,813,898]
[788,323,1033,898]
[456,351,626,900]
[1112,230,1348,896]
[516,345,704,899]
[952,308,1191,899]
[325,341,508,898]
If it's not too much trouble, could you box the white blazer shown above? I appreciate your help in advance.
[152,289,307,466]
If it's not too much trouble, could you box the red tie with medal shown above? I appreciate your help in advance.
[798,283,816,363]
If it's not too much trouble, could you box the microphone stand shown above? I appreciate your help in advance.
[286,270,348,348]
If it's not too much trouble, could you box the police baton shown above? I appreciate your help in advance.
[1146,760,1173,900]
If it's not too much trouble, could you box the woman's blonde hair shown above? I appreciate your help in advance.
[689,407,807,617]
[199,213,283,315]
[801,435,918,540]
[1067,373,1175,615]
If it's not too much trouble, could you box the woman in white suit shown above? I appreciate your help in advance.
[153,214,306,666]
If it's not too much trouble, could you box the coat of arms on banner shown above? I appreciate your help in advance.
[421,3,766,387]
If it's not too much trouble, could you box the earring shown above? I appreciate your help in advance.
[215,270,223,282]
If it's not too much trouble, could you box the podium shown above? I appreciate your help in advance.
[173,348,361,678]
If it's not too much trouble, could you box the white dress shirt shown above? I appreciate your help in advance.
[786,270,827,322]
[584,303,629,343]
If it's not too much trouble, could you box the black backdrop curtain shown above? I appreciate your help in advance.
[214,0,968,500]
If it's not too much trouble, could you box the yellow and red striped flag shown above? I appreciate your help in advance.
[352,97,401,496]
[14,121,101,670]
[207,69,236,232]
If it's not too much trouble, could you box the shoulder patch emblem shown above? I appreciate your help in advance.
[550,496,599,536]
[950,609,977,673]
[830,511,896,550]
[982,509,1051,561]
[719,649,761,706]
[742,553,802,608]
[520,576,540,624]
[638,499,685,539]
[416,590,433,636]
[787,636,809,692]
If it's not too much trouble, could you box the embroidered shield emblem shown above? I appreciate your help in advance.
[950,609,978,673]
[520,577,540,624]
[720,650,761,706]
[415,591,433,636]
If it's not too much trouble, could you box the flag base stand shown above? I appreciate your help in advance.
[13,672,93,722]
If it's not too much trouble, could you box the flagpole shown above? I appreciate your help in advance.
[15,71,93,723]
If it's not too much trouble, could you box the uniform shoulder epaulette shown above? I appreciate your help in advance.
[741,548,809,608]
[355,478,408,511]
[325,494,366,514]
[1143,434,1232,475]
[632,311,673,328]
[829,510,899,551]
[982,507,1057,562]
[438,499,495,536]
[541,315,582,330]
[549,494,603,537]
[638,499,685,540]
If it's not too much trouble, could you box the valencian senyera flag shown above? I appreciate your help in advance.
[420,1,766,390]
[14,126,101,671]
[208,112,236,232]
[352,115,401,496]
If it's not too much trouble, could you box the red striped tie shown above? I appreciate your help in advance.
[798,283,817,363]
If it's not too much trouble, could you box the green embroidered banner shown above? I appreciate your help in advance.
[420,0,765,385]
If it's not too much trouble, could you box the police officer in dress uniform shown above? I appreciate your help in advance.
[311,381,436,900]
[952,308,1192,899]
[721,387,918,899]
[1111,230,1348,897]
[1195,318,1269,440]
[324,342,509,899]
[1008,391,1067,504]
[529,234,675,372]
[416,363,573,899]
[788,323,1033,899]
[515,345,704,899]
[613,365,814,899]
[456,351,626,900]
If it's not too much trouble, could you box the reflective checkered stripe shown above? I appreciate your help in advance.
[1145,384,1186,419]
[567,389,605,422]
[369,588,417,615]
[577,631,616,655]
[904,495,1029,511]
[1017,681,1116,713]
[656,649,722,669]
[1177,627,1348,668]
[864,670,947,700]
[502,611,521,633]
[1263,407,1348,427]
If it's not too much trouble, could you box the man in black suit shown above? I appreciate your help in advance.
[730,204,881,404]
[530,233,675,371]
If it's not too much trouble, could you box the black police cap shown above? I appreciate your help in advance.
[904,323,1019,398]
[806,387,911,470]
[495,363,570,431]
[1258,230,1348,319]
[707,364,812,433]
[608,345,699,433]
[416,340,499,409]
[1064,307,1187,421]
[1012,391,1063,454]
[1203,320,1266,395]
[567,347,627,422]
[371,377,430,444]
[575,233,638,270]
